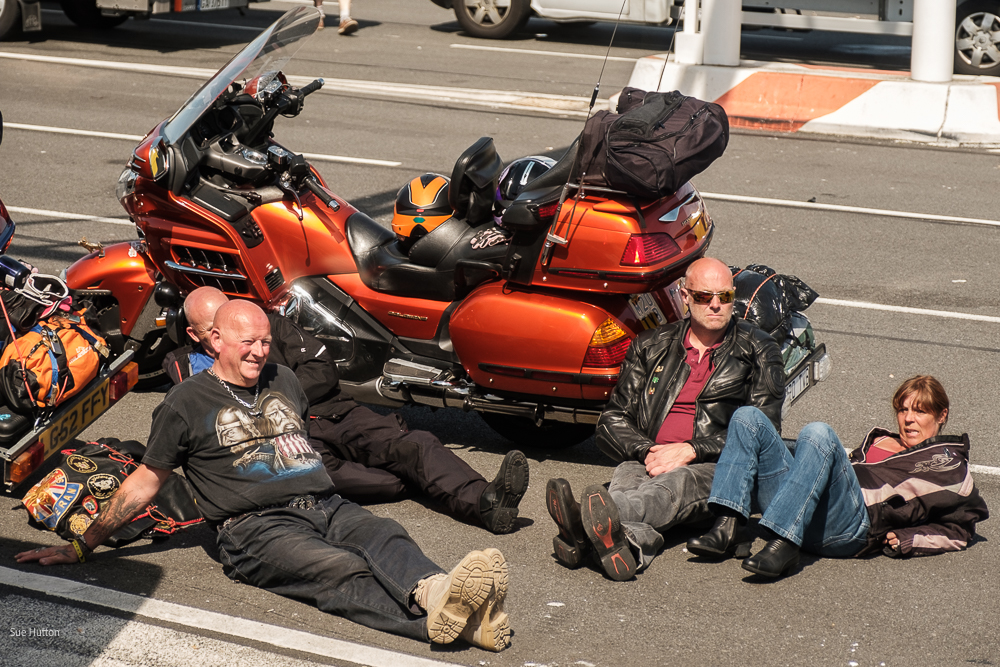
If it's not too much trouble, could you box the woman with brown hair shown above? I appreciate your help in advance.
[687,376,989,578]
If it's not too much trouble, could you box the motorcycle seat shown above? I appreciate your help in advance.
[346,212,504,302]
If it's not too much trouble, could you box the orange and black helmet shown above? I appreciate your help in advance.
[392,174,452,239]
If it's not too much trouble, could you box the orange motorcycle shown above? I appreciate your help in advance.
[63,7,719,446]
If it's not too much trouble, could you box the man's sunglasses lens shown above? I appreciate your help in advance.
[688,289,735,304]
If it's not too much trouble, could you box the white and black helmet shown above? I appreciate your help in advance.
[493,155,556,225]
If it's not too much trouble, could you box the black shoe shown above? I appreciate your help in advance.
[579,484,637,581]
[742,538,801,578]
[546,478,590,568]
[687,516,751,560]
[479,450,529,534]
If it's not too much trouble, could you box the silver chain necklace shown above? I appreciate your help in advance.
[208,368,261,417]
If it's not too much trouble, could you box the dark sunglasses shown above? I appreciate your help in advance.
[684,288,735,305]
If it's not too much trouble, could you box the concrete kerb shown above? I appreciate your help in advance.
[623,56,1000,147]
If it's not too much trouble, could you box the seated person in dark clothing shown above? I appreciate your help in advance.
[164,287,528,535]
[17,300,512,652]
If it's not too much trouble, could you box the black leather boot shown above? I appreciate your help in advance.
[687,515,751,559]
[479,450,529,534]
[742,538,801,578]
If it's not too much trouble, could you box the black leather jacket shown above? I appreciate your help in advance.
[596,318,785,464]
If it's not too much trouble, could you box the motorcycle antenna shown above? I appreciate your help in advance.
[585,0,628,114]
[584,0,684,115]
[544,0,684,265]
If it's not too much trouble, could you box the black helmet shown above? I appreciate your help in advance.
[493,155,556,225]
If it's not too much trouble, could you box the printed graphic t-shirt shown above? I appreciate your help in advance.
[143,364,333,524]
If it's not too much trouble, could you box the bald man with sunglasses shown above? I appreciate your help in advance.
[546,257,785,580]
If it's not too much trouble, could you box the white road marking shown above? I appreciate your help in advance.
[0,51,593,116]
[8,206,134,226]
[302,152,402,167]
[701,191,1000,228]
[5,123,402,166]
[6,122,144,142]
[0,567,465,667]
[450,43,638,62]
[814,297,1000,324]
[9,205,1000,324]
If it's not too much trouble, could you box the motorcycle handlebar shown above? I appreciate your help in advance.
[300,78,325,97]
[304,176,340,211]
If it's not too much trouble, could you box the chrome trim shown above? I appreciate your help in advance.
[164,260,246,281]
[658,191,698,223]
[376,378,602,424]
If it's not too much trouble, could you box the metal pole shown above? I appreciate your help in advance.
[702,0,741,66]
[675,0,705,65]
[911,0,956,82]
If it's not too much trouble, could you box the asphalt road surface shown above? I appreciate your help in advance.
[1,2,999,665]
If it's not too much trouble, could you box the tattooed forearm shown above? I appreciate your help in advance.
[79,464,170,549]
[84,492,149,546]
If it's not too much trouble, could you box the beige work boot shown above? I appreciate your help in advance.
[338,17,358,35]
[459,548,510,651]
[415,551,493,645]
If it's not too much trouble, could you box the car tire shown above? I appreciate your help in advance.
[454,0,530,39]
[0,0,22,41]
[955,0,1000,76]
[59,0,128,29]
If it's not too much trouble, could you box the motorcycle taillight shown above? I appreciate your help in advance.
[532,200,561,222]
[583,318,632,367]
[620,233,681,267]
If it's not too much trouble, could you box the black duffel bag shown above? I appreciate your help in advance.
[731,264,819,342]
[574,88,729,199]
[19,438,203,547]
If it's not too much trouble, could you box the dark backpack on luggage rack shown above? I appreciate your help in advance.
[574,88,729,199]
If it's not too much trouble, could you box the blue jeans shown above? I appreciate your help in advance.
[709,406,870,557]
[217,494,442,641]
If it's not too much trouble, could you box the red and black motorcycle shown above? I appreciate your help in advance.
[62,7,823,447]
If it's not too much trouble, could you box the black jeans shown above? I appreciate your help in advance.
[309,406,487,524]
[217,494,442,641]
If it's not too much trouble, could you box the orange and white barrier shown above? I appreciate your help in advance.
[625,56,1000,146]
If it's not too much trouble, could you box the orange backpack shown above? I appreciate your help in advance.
[0,310,110,412]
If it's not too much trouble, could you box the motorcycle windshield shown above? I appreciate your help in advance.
[160,6,320,146]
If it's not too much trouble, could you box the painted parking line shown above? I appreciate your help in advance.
[8,205,1000,324]
[6,120,999,229]
[0,52,592,117]
[8,206,134,227]
[813,298,1000,325]
[6,122,144,142]
[5,123,402,167]
[0,567,464,667]
[450,43,638,62]
[700,191,1000,228]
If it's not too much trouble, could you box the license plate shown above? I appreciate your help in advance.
[628,293,667,330]
[785,365,811,404]
[199,0,233,9]
[37,380,111,461]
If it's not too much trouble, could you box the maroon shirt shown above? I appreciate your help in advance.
[654,330,721,444]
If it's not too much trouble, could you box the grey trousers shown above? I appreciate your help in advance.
[608,461,717,571]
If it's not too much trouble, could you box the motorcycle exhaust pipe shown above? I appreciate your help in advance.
[377,378,601,425]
